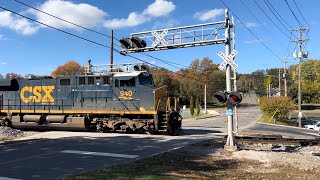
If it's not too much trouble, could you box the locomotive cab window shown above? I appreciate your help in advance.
[88,77,94,85]
[102,76,110,85]
[138,73,153,86]
[60,79,71,86]
[79,77,85,85]
[120,77,135,87]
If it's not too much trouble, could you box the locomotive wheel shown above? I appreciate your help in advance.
[96,122,105,133]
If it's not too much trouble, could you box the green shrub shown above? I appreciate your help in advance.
[259,96,296,121]
[196,98,200,116]
[190,96,195,116]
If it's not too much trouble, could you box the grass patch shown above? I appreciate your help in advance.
[258,115,297,127]
[290,111,320,117]
[0,136,10,142]
[61,139,319,180]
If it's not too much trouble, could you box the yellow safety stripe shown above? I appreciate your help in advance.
[0,109,157,115]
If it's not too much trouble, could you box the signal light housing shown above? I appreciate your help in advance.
[131,37,146,48]
[120,38,131,49]
[214,92,227,103]
[119,37,147,50]
[214,91,242,105]
[228,91,242,105]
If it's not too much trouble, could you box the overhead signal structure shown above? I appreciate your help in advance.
[120,9,239,151]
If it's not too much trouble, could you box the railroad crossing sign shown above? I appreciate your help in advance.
[218,50,238,70]
[152,30,168,47]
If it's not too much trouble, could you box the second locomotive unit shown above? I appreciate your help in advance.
[0,61,182,135]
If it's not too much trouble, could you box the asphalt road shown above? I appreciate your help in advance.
[247,123,320,138]
[0,93,316,180]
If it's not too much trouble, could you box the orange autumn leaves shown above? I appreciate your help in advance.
[51,61,85,78]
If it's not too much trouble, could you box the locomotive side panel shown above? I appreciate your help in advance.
[0,68,182,135]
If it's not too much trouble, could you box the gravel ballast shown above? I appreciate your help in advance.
[0,126,39,140]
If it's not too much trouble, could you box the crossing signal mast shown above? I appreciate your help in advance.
[120,9,239,151]
[119,21,226,53]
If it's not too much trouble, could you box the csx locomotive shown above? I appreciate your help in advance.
[0,61,182,135]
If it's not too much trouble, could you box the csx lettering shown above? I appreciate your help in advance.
[20,86,55,103]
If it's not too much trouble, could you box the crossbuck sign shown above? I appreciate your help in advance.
[218,50,238,70]
[152,30,169,47]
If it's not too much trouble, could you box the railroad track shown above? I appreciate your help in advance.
[230,134,320,151]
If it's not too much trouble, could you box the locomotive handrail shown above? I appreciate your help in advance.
[1,98,72,113]
[73,89,112,92]
[156,98,161,112]
[85,61,149,74]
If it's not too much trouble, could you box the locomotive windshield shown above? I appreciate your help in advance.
[138,73,153,86]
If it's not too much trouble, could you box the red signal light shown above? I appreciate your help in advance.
[228,92,242,105]
[230,95,239,101]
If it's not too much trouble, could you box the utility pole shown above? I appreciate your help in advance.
[224,9,237,151]
[110,30,114,70]
[278,68,281,96]
[283,57,288,96]
[231,16,238,134]
[291,28,309,128]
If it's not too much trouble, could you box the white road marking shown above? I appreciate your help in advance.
[0,177,22,180]
[302,132,319,136]
[61,150,139,159]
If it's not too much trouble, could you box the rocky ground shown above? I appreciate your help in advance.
[64,138,320,180]
[0,126,39,141]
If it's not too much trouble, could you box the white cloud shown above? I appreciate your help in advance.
[1,62,7,65]
[150,60,156,64]
[152,19,179,29]
[193,9,224,21]
[245,22,260,28]
[0,0,177,34]
[104,0,175,29]
[104,12,149,29]
[0,11,39,35]
[31,0,107,30]
[143,0,175,17]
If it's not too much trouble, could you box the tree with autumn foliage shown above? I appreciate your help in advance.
[51,61,85,78]
[289,59,320,103]
[5,73,23,79]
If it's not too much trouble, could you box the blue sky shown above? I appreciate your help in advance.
[0,0,318,76]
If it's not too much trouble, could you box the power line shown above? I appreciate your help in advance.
[0,6,114,49]
[265,0,293,29]
[292,0,310,27]
[0,6,224,85]
[284,32,293,58]
[238,0,272,34]
[284,0,304,28]
[238,0,288,47]
[263,0,292,33]
[218,0,282,64]
[11,0,114,39]
[253,0,291,39]
[10,0,193,71]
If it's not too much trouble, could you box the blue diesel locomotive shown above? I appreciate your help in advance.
[0,61,182,135]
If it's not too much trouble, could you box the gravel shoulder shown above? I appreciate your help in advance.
[0,126,41,143]
[63,138,320,180]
